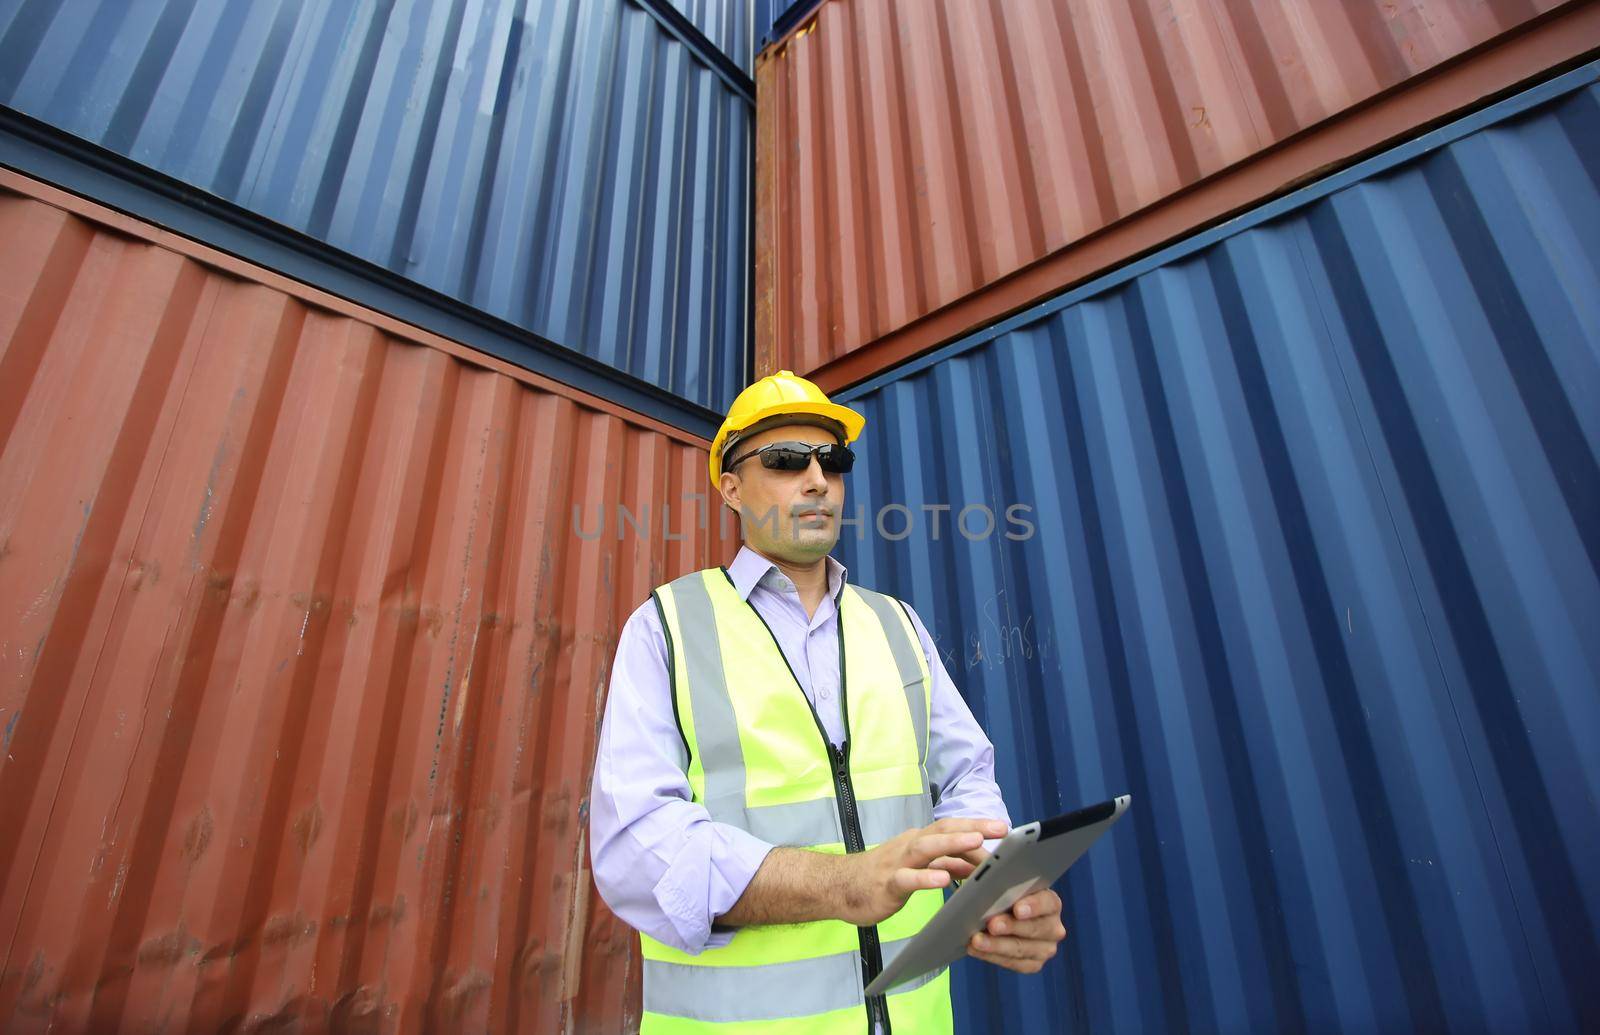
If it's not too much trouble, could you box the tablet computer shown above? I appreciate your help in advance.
[864,795,1132,997]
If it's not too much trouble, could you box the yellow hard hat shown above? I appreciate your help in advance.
[709,370,866,487]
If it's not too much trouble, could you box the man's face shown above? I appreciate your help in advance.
[718,423,845,563]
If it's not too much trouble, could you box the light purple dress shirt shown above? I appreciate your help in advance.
[589,544,1013,956]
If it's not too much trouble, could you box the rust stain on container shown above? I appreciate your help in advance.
[0,169,740,1033]
[755,0,1583,388]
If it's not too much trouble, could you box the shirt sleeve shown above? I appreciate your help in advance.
[901,602,1013,845]
[589,599,775,954]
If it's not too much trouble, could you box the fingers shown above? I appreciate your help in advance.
[985,912,1066,942]
[969,895,1068,975]
[927,817,1010,839]
[890,866,952,895]
[926,855,978,879]
[967,931,1058,973]
[968,947,1050,974]
[1011,888,1061,921]
[937,845,989,870]
[969,930,1060,961]
[905,831,986,867]
[956,846,991,867]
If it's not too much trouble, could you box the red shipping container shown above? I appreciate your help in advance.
[756,0,1595,391]
[0,169,738,1033]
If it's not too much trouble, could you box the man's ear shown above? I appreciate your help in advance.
[717,471,740,513]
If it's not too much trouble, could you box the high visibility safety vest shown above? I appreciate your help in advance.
[640,566,953,1035]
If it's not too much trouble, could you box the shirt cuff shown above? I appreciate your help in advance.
[653,821,774,955]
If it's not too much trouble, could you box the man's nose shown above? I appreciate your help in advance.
[802,455,828,490]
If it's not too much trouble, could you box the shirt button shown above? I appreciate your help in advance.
[819,686,831,700]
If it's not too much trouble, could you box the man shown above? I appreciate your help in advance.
[590,370,1068,1032]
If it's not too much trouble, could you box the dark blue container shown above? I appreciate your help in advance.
[665,0,751,72]
[0,0,752,411]
[836,66,1600,1035]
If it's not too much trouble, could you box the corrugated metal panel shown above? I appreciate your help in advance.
[664,0,752,73]
[0,0,751,412]
[754,0,822,53]
[0,169,740,1032]
[833,70,1600,1034]
[756,0,1571,387]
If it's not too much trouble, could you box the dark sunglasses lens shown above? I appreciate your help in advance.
[818,444,854,473]
[760,448,813,471]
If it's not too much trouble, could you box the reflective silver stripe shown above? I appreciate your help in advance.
[881,934,949,996]
[858,792,934,846]
[851,587,930,766]
[739,795,842,846]
[643,950,865,1022]
[665,572,746,820]
[725,791,929,848]
[727,791,931,849]
[644,942,947,1022]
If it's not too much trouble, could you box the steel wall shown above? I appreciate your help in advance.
[833,69,1600,1034]
[754,0,821,53]
[0,0,752,412]
[665,0,752,72]
[756,0,1574,388]
[0,169,740,1033]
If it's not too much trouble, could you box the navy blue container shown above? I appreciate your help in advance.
[665,0,751,72]
[836,66,1600,1034]
[0,0,751,411]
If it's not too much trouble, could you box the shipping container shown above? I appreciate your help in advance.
[755,0,1594,393]
[0,167,740,1033]
[0,0,753,412]
[833,65,1600,1034]
[665,0,753,73]
[754,0,823,54]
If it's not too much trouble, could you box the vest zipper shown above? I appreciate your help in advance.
[830,740,891,1035]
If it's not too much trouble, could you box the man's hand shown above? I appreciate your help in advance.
[838,817,1009,926]
[967,887,1067,974]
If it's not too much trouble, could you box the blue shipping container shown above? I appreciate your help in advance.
[666,0,750,73]
[0,0,751,411]
[836,66,1600,1034]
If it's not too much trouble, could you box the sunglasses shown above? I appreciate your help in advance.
[725,440,856,475]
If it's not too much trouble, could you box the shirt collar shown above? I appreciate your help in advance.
[727,543,847,602]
